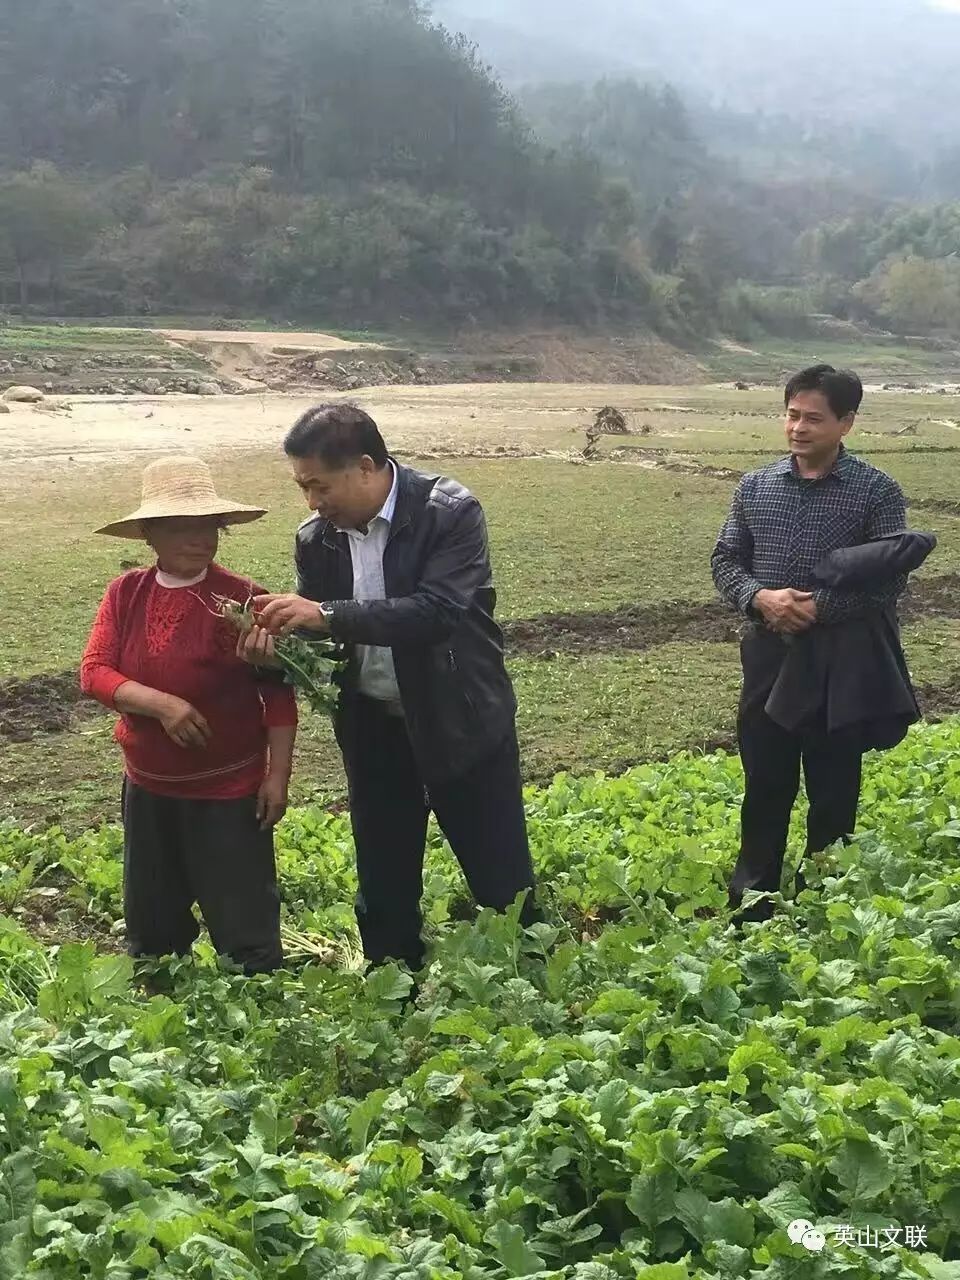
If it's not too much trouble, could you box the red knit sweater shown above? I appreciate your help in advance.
[80,564,298,800]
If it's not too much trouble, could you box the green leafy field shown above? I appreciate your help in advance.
[0,718,958,1277]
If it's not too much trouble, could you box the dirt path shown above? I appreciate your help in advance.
[157,328,385,351]
[156,328,390,390]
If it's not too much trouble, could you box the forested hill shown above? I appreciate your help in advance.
[431,0,960,153]
[0,0,957,340]
[2,1,515,191]
[0,0,677,328]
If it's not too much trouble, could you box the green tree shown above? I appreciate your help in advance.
[0,167,104,310]
[647,207,682,273]
[854,255,960,333]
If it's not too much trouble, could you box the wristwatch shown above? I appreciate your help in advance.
[318,602,335,622]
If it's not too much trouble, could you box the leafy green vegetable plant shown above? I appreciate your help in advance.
[211,591,346,715]
[0,719,958,1276]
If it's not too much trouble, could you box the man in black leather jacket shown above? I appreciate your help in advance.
[244,403,538,971]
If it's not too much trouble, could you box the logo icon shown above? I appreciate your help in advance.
[788,1219,827,1253]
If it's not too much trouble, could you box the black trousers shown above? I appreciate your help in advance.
[730,701,863,920]
[334,694,538,970]
[121,779,283,973]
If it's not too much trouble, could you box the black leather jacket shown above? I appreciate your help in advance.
[294,461,517,784]
[754,530,936,751]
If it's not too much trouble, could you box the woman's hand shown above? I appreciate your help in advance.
[256,770,289,830]
[158,695,213,749]
[237,624,282,668]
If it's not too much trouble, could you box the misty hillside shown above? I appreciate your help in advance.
[1,0,958,341]
[431,0,960,151]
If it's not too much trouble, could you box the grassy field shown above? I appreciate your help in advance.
[704,335,960,383]
[1,378,958,829]
[0,324,207,363]
[2,383,957,670]
[0,324,169,351]
[0,457,739,677]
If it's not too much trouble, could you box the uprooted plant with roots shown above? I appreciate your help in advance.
[207,592,346,716]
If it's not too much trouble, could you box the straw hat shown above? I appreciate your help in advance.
[95,456,267,539]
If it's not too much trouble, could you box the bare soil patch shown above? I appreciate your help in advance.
[503,574,958,657]
[911,495,960,516]
[451,329,703,384]
[503,600,741,656]
[10,878,120,951]
[904,573,960,618]
[160,327,701,395]
[0,671,85,740]
[609,446,744,480]
[0,384,695,476]
[917,675,960,720]
[157,328,386,351]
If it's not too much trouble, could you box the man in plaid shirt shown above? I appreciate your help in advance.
[712,364,908,922]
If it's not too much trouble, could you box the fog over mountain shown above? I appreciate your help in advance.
[430,0,960,152]
[1,0,957,336]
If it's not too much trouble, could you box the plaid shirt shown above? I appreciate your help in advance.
[711,446,908,625]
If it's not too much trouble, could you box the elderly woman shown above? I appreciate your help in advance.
[80,456,298,974]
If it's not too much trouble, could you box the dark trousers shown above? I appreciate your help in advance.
[730,702,863,920]
[121,779,282,973]
[334,695,537,970]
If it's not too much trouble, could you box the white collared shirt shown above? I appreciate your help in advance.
[339,462,401,704]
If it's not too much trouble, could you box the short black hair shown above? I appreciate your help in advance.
[283,403,389,469]
[784,364,863,420]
